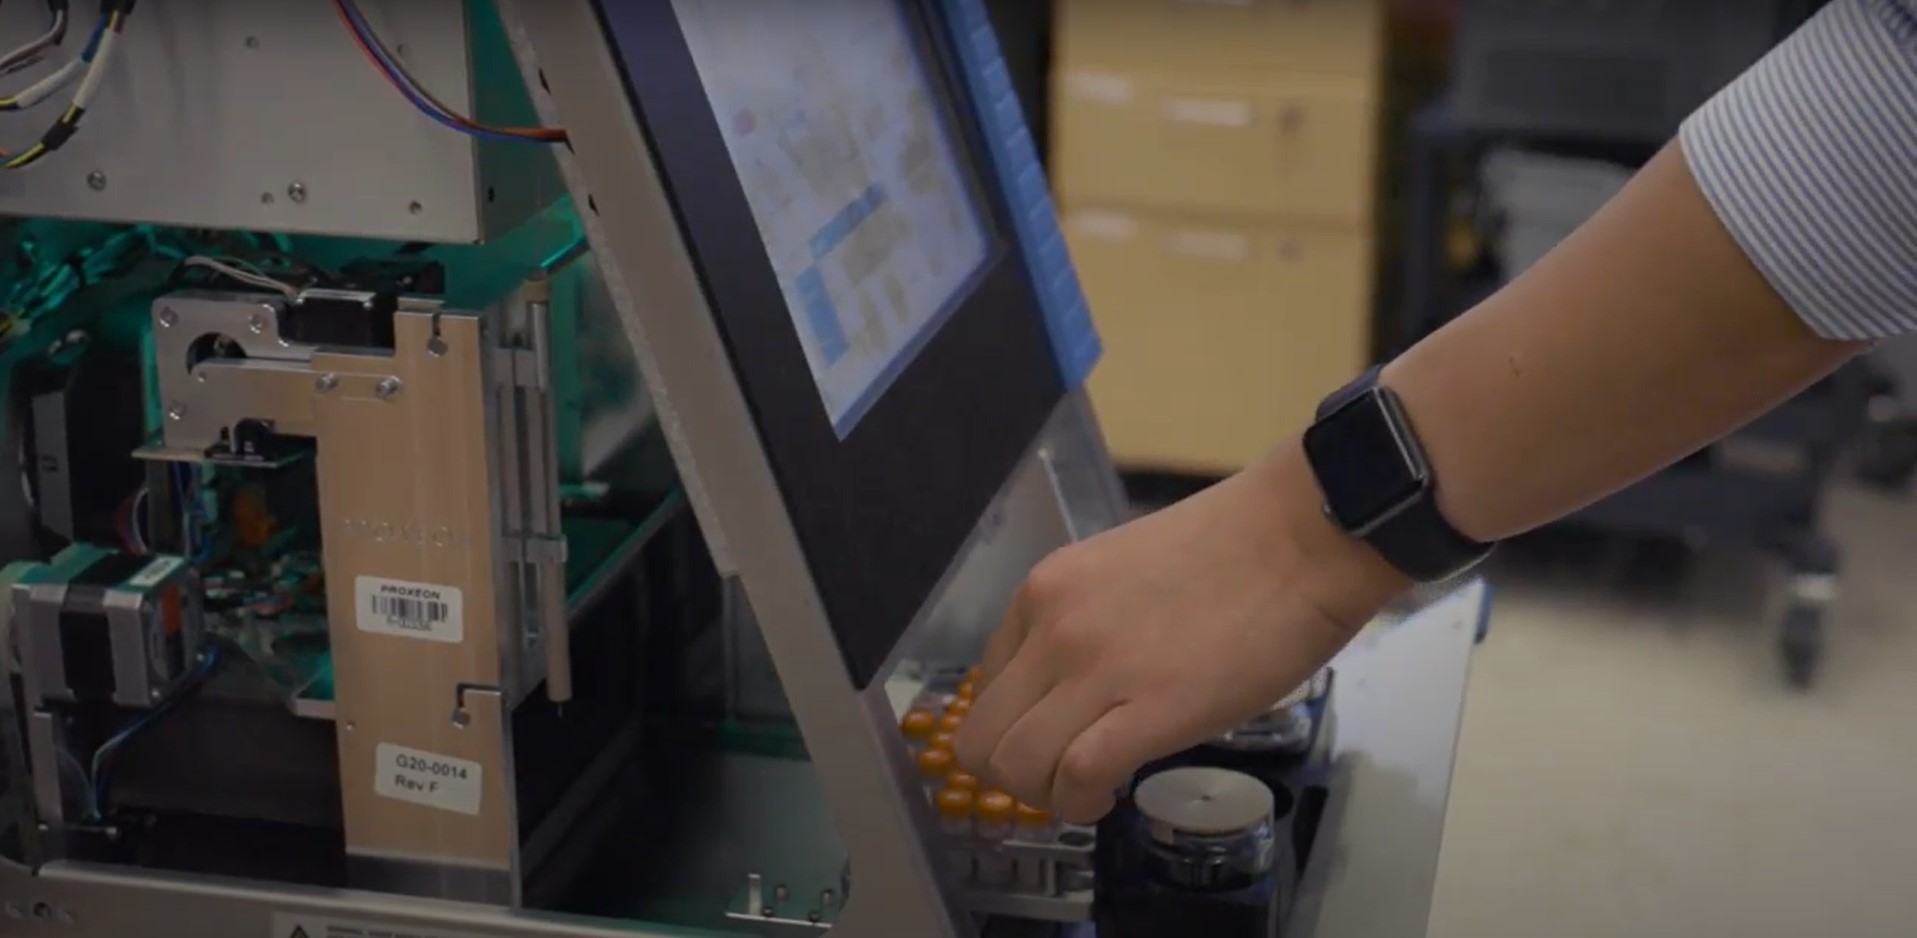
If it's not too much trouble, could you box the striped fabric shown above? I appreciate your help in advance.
[1678,0,1917,340]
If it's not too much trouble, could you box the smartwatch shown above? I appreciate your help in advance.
[1302,367,1493,582]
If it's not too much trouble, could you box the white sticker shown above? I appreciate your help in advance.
[1167,230,1253,262]
[355,576,464,644]
[123,556,184,590]
[373,743,483,816]
[1067,210,1140,241]
[1064,70,1135,105]
[1166,98,1254,127]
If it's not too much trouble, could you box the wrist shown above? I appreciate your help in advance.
[1248,438,1412,632]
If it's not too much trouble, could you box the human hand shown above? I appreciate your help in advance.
[954,442,1407,823]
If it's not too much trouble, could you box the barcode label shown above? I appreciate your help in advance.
[355,576,464,644]
[370,594,449,625]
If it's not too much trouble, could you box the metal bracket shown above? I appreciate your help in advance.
[728,873,842,931]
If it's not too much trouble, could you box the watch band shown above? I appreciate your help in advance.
[1316,367,1491,582]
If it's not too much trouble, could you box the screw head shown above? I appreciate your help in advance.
[86,171,107,191]
[157,307,178,328]
[260,192,276,205]
[165,404,187,421]
[773,884,790,903]
[408,201,424,215]
[247,313,267,334]
[149,688,163,701]
[287,181,308,204]
[374,377,402,401]
[314,373,339,393]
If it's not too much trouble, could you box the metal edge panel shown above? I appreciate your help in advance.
[1288,578,1484,938]
[497,3,970,936]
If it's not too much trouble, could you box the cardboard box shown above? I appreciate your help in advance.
[1057,0,1384,82]
[1052,68,1378,225]
[1066,206,1374,473]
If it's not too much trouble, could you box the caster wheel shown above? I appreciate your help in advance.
[1779,603,1824,690]
[1856,421,1917,491]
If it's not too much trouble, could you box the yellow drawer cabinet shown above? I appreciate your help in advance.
[1052,69,1377,225]
[1066,208,1373,473]
[1056,0,1384,83]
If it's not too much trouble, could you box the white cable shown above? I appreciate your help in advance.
[0,8,68,77]
[0,46,82,111]
[69,16,116,110]
[183,256,299,300]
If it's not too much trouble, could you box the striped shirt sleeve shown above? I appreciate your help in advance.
[1678,0,1917,340]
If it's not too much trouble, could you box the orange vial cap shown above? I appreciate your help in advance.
[929,731,958,753]
[1016,802,1054,828]
[946,770,981,793]
[935,787,977,819]
[900,710,937,740]
[976,790,1016,824]
[917,747,955,780]
[937,713,966,735]
[956,681,978,700]
[945,698,973,718]
[966,665,985,684]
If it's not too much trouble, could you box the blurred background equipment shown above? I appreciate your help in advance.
[1051,0,1386,474]
[1391,0,1854,689]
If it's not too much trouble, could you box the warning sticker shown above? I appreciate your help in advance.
[373,743,483,816]
[355,576,463,644]
[272,912,495,938]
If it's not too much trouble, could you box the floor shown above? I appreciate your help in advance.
[1425,482,1917,938]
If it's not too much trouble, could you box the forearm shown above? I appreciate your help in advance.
[1244,141,1864,632]
[1382,141,1862,543]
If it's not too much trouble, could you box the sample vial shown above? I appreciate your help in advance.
[937,713,966,737]
[965,665,984,684]
[929,731,958,753]
[936,787,978,882]
[956,680,978,701]
[945,697,974,718]
[900,710,937,754]
[945,769,981,794]
[1013,802,1059,893]
[974,791,1017,888]
[917,747,956,799]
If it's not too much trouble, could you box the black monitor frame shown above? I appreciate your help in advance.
[591,0,1066,687]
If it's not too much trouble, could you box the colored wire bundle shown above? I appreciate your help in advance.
[181,255,299,300]
[1,0,134,170]
[87,644,224,819]
[0,0,70,79]
[331,0,566,144]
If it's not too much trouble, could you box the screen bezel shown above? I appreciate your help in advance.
[1303,388,1431,536]
[591,0,1066,687]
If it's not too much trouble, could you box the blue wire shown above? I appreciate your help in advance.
[336,0,542,146]
[90,646,224,819]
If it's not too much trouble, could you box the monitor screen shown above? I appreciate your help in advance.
[672,0,991,436]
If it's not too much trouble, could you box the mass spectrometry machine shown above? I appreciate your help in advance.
[0,2,1484,936]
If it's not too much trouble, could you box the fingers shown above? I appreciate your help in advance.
[976,583,1034,691]
[953,644,1049,777]
[982,681,1110,807]
[1050,701,1190,824]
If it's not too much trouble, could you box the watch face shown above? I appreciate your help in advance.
[1304,388,1428,533]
